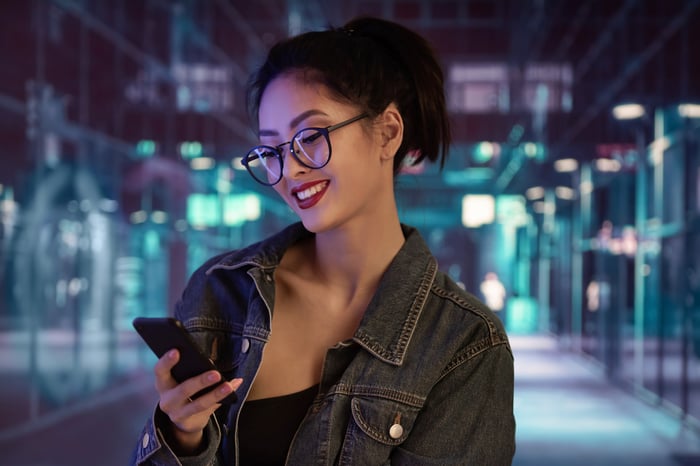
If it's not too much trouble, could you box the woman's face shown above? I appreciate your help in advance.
[257,73,393,234]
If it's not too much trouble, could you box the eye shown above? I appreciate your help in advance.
[255,148,279,159]
[296,129,324,145]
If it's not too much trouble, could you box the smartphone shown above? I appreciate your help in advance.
[132,316,237,404]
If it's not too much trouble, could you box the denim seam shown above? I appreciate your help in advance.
[438,340,511,382]
[353,259,437,365]
[430,285,512,349]
[328,383,426,408]
[180,316,244,333]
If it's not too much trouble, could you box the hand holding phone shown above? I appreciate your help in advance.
[132,317,238,404]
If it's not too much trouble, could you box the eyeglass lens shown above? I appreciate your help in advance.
[245,128,329,185]
[292,129,328,167]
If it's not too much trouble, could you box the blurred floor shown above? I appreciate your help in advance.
[0,334,699,465]
[511,335,700,466]
[0,371,156,466]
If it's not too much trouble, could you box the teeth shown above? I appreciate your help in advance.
[296,182,327,200]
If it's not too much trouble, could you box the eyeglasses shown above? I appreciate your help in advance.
[242,113,368,186]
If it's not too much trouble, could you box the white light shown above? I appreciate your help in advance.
[612,103,645,120]
[223,194,262,226]
[523,142,538,158]
[649,136,670,166]
[99,198,119,212]
[580,180,594,195]
[532,201,555,215]
[231,157,246,170]
[621,226,637,257]
[554,158,578,173]
[678,104,700,118]
[594,158,622,172]
[151,211,168,224]
[555,186,576,200]
[190,157,215,170]
[462,195,495,228]
[130,210,147,224]
[0,199,18,213]
[525,186,545,200]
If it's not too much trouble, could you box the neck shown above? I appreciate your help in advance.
[301,213,405,300]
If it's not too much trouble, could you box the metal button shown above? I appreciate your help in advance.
[264,272,273,282]
[389,423,403,439]
[142,432,150,449]
[241,338,250,353]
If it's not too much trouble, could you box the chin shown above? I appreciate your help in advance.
[299,217,325,234]
[297,213,340,235]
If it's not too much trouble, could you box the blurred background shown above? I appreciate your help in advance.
[1,0,699,465]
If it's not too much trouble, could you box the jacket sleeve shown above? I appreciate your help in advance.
[391,343,516,466]
[130,404,222,466]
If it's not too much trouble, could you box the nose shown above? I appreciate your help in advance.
[281,144,309,179]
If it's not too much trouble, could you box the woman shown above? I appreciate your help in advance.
[133,16,515,466]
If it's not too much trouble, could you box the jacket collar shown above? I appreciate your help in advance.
[208,222,437,366]
[206,222,311,273]
[353,225,437,366]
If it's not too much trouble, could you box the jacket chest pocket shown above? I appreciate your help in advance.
[338,396,422,465]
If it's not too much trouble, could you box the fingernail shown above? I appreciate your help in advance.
[168,350,177,359]
[231,378,244,390]
[207,372,220,382]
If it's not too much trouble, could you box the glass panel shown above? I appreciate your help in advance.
[688,230,700,421]
[643,243,662,396]
[581,250,601,359]
[686,127,700,215]
[659,235,685,408]
[550,216,572,335]
[661,145,684,225]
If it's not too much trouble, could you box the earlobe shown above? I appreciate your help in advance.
[379,105,404,160]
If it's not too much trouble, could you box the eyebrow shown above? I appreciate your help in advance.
[258,109,327,138]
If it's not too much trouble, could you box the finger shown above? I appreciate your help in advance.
[160,369,221,415]
[214,378,244,403]
[154,349,179,392]
[163,378,245,434]
[182,377,243,412]
[168,373,224,421]
[198,377,244,405]
[177,378,243,420]
[180,370,223,400]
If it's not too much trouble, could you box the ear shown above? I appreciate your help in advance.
[377,103,403,161]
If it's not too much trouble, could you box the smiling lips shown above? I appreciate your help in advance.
[291,180,329,209]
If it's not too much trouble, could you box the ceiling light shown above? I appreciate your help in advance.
[525,186,545,200]
[190,157,215,170]
[554,158,578,173]
[612,103,645,120]
[678,103,700,118]
[231,157,246,170]
[532,201,555,215]
[595,158,621,172]
[555,186,576,200]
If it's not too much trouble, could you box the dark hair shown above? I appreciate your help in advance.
[246,17,451,173]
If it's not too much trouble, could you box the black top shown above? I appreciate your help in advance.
[238,385,318,465]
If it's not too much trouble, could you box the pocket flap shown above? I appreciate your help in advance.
[350,396,421,445]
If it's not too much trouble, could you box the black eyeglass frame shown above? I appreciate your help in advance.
[242,112,368,186]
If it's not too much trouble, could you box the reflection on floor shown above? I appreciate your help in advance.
[512,335,700,466]
[0,334,698,465]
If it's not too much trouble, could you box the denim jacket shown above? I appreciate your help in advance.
[133,222,515,465]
